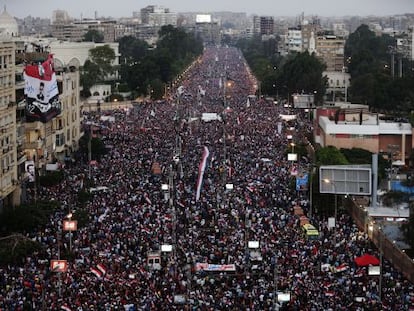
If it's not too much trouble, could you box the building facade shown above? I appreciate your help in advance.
[141,5,177,27]
[0,40,18,209]
[315,107,412,164]
[315,34,345,72]
[253,16,274,36]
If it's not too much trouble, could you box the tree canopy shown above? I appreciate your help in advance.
[117,26,203,99]
[83,29,104,43]
[236,37,327,102]
[80,45,116,96]
[345,24,414,113]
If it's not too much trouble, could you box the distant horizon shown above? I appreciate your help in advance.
[2,0,413,20]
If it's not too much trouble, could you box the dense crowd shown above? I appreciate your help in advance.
[1,46,413,310]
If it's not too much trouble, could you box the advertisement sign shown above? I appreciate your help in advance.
[287,153,297,161]
[296,173,309,191]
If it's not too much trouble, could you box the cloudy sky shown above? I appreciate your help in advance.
[3,0,413,19]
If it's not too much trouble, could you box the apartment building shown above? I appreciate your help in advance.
[0,40,18,209]
[140,5,177,27]
[315,34,345,71]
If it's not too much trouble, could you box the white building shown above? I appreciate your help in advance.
[287,27,302,53]
[141,5,177,27]
[0,7,18,37]
[324,70,351,102]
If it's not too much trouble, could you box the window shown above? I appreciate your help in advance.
[55,133,65,146]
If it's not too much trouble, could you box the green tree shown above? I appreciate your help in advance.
[118,36,149,64]
[80,60,100,97]
[89,45,115,79]
[83,29,104,43]
[316,146,349,165]
[117,27,202,99]
[276,51,327,102]
[78,135,107,161]
[345,24,414,112]
[80,45,115,95]
[340,147,387,181]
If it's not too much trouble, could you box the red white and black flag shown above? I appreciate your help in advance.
[24,54,62,123]
[195,146,210,201]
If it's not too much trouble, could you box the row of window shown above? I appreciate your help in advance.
[331,134,374,139]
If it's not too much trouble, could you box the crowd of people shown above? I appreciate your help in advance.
[1,46,414,310]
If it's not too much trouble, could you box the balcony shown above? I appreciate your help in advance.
[54,144,66,153]
[24,140,44,150]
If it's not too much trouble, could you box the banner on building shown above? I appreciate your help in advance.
[25,160,35,182]
[24,55,62,123]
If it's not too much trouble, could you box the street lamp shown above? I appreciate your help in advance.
[378,225,383,303]
[309,166,317,218]
[323,179,337,228]
[290,142,295,153]
[63,212,77,253]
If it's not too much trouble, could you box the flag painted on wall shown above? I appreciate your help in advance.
[24,55,62,123]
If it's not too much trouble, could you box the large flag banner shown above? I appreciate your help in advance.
[195,146,210,201]
[24,55,62,123]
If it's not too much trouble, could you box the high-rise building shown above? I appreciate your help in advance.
[315,34,345,71]
[253,16,274,36]
[140,5,177,27]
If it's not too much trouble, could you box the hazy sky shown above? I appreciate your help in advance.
[2,0,413,19]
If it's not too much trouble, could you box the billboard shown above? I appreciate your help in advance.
[196,14,211,23]
[319,165,371,195]
[24,55,62,123]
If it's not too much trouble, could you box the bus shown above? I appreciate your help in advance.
[301,223,319,240]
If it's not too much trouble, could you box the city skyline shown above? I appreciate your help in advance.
[3,0,414,20]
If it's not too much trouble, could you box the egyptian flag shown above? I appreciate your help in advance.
[96,264,107,276]
[24,54,62,123]
[195,146,210,201]
[335,263,349,273]
[61,305,72,311]
[90,267,103,278]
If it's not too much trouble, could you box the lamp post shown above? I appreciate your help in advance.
[323,179,337,228]
[309,166,317,218]
[273,253,278,311]
[63,212,75,253]
[378,225,383,303]
[290,142,295,153]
